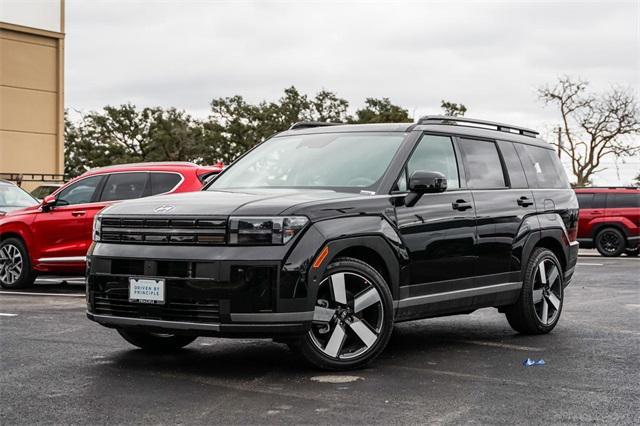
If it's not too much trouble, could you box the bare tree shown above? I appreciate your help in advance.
[539,76,640,187]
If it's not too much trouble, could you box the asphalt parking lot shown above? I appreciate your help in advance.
[1,254,638,425]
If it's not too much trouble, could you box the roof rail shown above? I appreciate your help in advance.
[417,115,539,138]
[289,121,342,130]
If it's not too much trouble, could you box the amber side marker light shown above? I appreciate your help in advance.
[312,246,329,269]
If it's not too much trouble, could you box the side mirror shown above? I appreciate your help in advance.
[405,171,447,207]
[42,195,57,212]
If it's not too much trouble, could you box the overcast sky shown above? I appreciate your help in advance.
[64,0,639,184]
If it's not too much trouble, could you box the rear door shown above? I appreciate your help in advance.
[457,138,534,282]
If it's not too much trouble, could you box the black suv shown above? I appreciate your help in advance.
[87,116,579,370]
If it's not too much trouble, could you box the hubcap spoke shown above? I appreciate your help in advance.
[547,265,559,287]
[533,289,544,304]
[324,323,347,358]
[353,287,381,313]
[541,299,549,325]
[313,306,336,323]
[349,319,378,348]
[330,273,347,305]
[547,292,561,310]
[538,262,547,284]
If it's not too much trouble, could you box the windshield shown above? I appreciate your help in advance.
[0,183,39,208]
[210,132,405,193]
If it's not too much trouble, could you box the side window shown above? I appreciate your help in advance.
[56,176,103,206]
[516,144,570,189]
[458,139,506,189]
[576,193,594,209]
[607,193,640,208]
[100,173,149,202]
[497,141,528,188]
[403,134,460,190]
[150,173,182,195]
[593,193,606,209]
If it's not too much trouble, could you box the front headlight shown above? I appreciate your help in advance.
[92,215,102,242]
[228,216,308,245]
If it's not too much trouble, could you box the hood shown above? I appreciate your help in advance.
[0,204,41,217]
[100,188,366,217]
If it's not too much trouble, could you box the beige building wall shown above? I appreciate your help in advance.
[0,2,65,191]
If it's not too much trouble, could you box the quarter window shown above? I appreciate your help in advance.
[100,173,148,202]
[150,173,182,195]
[516,144,570,189]
[458,139,506,189]
[56,176,103,206]
[402,134,460,190]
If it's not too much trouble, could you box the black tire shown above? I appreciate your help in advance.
[0,237,37,289]
[117,329,197,351]
[297,257,394,370]
[595,227,626,257]
[504,248,564,335]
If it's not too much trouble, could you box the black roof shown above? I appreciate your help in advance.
[279,117,552,149]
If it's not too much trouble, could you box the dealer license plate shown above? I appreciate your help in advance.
[129,278,165,304]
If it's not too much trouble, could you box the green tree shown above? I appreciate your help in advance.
[351,98,412,123]
[440,100,467,117]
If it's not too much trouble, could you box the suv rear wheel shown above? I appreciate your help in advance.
[117,329,197,351]
[504,248,564,334]
[0,238,37,289]
[297,257,394,370]
[595,227,626,257]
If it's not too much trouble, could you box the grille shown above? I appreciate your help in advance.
[100,216,227,245]
[92,290,220,323]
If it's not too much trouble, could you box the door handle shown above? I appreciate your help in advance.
[71,211,86,217]
[452,200,473,211]
[517,196,534,207]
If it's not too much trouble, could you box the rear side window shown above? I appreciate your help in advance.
[150,173,182,195]
[405,134,460,190]
[100,173,149,202]
[576,193,594,208]
[516,144,570,189]
[458,139,506,189]
[607,193,640,208]
[497,141,528,188]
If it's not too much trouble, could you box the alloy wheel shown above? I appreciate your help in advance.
[0,244,23,285]
[309,272,384,360]
[599,231,621,254]
[532,258,562,325]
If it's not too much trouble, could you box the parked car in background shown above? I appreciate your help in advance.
[0,180,39,215]
[86,116,578,370]
[30,183,63,201]
[575,187,640,257]
[0,162,222,289]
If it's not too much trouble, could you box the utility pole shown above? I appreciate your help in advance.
[556,126,563,159]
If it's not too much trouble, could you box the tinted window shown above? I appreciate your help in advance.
[576,193,594,209]
[150,173,181,195]
[404,134,460,190]
[516,144,570,189]
[458,139,506,189]
[607,193,640,208]
[100,173,148,202]
[57,176,103,206]
[593,193,606,209]
[497,141,528,188]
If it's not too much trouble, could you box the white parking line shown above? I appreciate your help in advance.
[0,313,18,316]
[0,291,85,298]
[576,263,603,266]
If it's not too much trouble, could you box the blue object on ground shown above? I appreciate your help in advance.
[523,358,546,366]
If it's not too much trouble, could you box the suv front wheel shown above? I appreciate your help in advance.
[297,257,394,370]
[0,238,37,289]
[504,248,564,334]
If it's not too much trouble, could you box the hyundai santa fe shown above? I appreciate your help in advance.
[86,116,579,370]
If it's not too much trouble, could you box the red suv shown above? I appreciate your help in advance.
[575,187,639,257]
[0,162,221,288]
